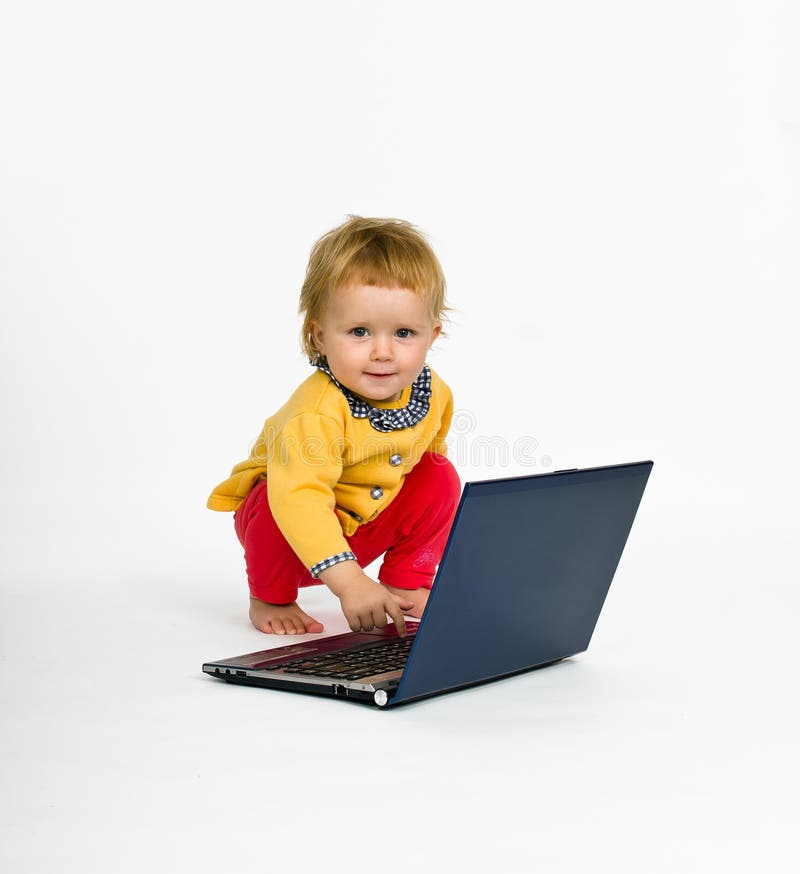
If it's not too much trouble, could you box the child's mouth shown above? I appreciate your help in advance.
[365,372,396,379]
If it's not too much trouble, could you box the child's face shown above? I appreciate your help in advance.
[310,282,441,403]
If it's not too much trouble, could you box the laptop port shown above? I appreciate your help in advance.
[333,684,347,697]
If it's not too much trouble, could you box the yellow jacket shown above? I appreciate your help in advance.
[207,368,453,572]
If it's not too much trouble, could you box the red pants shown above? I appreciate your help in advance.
[233,452,461,603]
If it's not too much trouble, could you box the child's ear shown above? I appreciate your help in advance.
[309,320,325,355]
[430,321,442,346]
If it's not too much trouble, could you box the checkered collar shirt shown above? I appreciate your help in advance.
[313,358,432,433]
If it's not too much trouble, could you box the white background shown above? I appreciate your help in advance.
[1,2,798,872]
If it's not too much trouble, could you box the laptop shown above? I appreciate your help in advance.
[203,460,653,707]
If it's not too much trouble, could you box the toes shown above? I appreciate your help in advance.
[256,619,278,634]
[270,618,287,635]
[250,603,324,635]
[297,610,324,634]
[281,615,308,635]
[284,617,302,635]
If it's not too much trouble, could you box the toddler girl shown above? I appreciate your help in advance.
[207,216,461,636]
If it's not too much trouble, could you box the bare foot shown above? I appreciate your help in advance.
[380,584,430,619]
[249,597,325,635]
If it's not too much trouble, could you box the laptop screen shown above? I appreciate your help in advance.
[393,462,653,704]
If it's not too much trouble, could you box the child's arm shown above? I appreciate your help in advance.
[268,412,413,633]
[428,380,453,456]
[319,561,413,637]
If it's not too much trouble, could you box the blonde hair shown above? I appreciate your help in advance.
[299,215,448,359]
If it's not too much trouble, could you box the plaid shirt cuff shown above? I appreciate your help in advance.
[309,551,357,578]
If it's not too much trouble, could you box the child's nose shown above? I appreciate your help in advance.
[370,336,393,359]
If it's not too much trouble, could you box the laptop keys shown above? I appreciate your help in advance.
[278,637,415,680]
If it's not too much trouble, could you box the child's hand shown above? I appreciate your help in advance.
[318,563,413,636]
[339,576,414,636]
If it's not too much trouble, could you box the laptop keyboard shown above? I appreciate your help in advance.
[278,636,415,681]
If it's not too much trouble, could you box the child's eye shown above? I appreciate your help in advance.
[350,327,369,337]
[395,328,416,339]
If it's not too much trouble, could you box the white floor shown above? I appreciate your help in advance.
[2,529,797,874]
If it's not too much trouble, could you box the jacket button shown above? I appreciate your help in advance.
[370,487,383,500]
[389,453,402,466]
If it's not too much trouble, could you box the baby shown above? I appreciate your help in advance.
[207,216,461,637]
